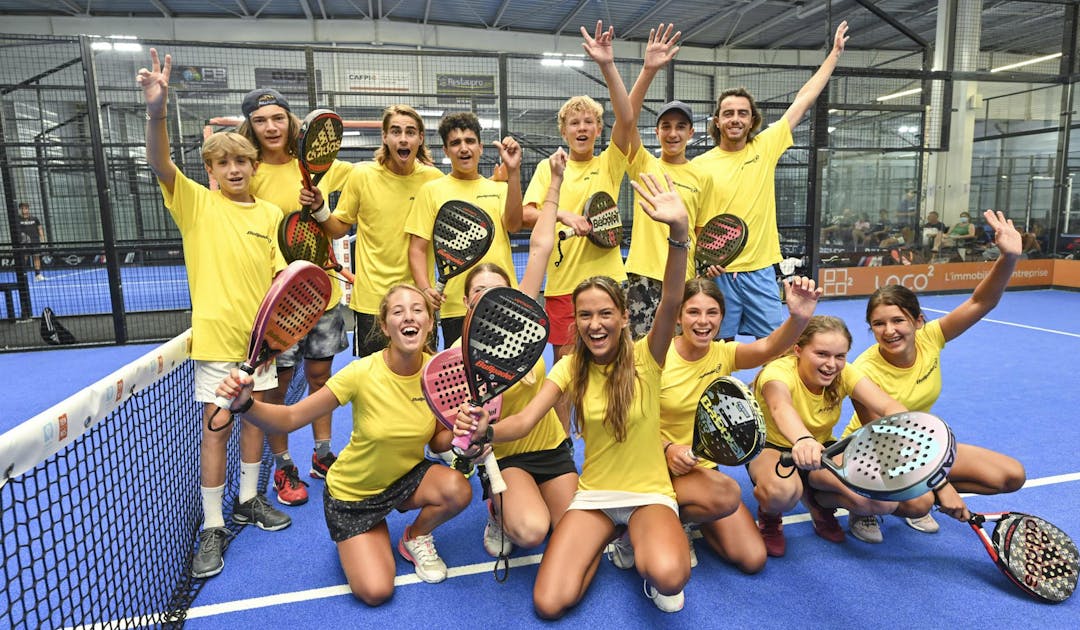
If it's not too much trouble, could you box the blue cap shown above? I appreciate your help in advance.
[242,88,291,118]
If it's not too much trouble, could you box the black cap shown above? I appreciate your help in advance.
[242,88,291,118]
[656,100,693,124]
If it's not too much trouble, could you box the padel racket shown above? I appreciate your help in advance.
[432,200,495,294]
[779,411,956,502]
[296,108,343,195]
[209,261,332,431]
[692,376,765,466]
[421,348,506,494]
[278,210,354,283]
[966,511,1078,602]
[555,191,622,267]
[695,213,747,274]
[459,287,549,446]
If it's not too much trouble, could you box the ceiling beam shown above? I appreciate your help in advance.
[423,0,431,25]
[492,0,512,29]
[680,5,746,44]
[298,0,313,20]
[554,0,590,36]
[623,0,678,38]
[148,0,174,18]
[384,0,407,19]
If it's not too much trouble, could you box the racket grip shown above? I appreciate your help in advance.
[558,228,574,240]
[778,452,794,468]
[481,450,507,495]
[451,432,474,452]
[212,363,256,414]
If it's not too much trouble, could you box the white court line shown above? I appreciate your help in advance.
[923,307,1080,338]
[162,472,1080,622]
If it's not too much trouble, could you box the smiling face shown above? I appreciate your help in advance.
[869,303,921,360]
[574,286,627,364]
[464,269,510,309]
[793,330,851,393]
[679,292,723,351]
[382,113,423,174]
[205,154,256,203]
[379,286,432,354]
[248,104,291,159]
[560,107,602,161]
[655,111,693,162]
[714,95,754,148]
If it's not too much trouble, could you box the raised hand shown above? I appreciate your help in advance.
[983,209,1022,257]
[580,20,615,65]
[630,172,689,233]
[549,147,568,179]
[494,135,522,172]
[833,20,849,56]
[136,48,171,115]
[644,23,681,70]
[783,276,822,320]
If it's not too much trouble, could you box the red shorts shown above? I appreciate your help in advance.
[544,293,576,347]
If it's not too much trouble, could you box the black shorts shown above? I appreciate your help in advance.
[323,459,434,542]
[496,438,577,486]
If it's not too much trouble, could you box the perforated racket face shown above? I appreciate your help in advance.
[695,214,748,269]
[993,513,1079,602]
[693,376,765,466]
[432,200,495,283]
[421,348,502,431]
[583,191,621,249]
[833,411,956,501]
[462,287,549,403]
[297,110,343,179]
[248,261,332,366]
[278,211,332,267]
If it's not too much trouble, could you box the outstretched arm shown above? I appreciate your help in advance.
[216,369,340,434]
[630,172,689,366]
[495,135,524,233]
[520,148,567,298]
[136,48,177,191]
[938,210,1021,341]
[783,21,848,129]
[581,21,634,156]
[627,23,681,158]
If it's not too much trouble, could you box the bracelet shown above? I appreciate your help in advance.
[795,435,815,443]
[145,111,166,121]
[663,442,675,454]
[311,204,331,223]
[667,237,691,250]
[236,397,254,414]
[471,425,494,446]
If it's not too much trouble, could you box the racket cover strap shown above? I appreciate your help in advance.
[311,204,331,223]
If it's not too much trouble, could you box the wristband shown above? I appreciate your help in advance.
[145,111,166,121]
[311,204,331,223]
[471,424,494,446]
[667,237,691,250]
[795,435,815,443]
[236,397,254,414]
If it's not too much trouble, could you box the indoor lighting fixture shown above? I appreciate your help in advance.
[876,87,922,102]
[990,52,1062,73]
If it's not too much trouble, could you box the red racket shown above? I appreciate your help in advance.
[421,348,506,494]
[209,261,332,430]
[966,511,1077,602]
[296,108,343,195]
[278,210,354,284]
[555,191,622,267]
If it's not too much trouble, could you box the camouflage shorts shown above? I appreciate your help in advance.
[626,273,662,341]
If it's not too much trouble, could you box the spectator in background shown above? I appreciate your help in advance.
[16,202,46,281]
[897,188,918,224]
[920,211,947,254]
[931,211,977,257]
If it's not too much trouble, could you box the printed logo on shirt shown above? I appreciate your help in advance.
[698,363,727,380]
[246,230,271,243]
[743,155,760,167]
[582,169,601,182]
[476,193,501,200]
[915,358,939,385]
[673,181,700,194]
[410,396,426,402]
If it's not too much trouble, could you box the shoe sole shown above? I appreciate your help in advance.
[309,469,328,479]
[191,563,224,579]
[232,513,291,531]
[397,541,447,584]
[273,489,309,506]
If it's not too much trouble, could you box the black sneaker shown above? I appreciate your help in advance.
[310,450,337,479]
[191,527,233,578]
[232,494,291,531]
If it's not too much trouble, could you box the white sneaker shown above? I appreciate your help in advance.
[644,580,685,613]
[684,524,698,568]
[482,504,513,557]
[849,515,883,544]
[34,273,44,281]
[398,527,447,583]
[606,532,635,569]
[904,512,940,533]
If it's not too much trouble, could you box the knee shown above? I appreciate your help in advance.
[755,483,800,514]
[702,476,742,518]
[894,492,934,518]
[444,477,473,513]
[504,514,551,549]
[350,582,393,607]
[999,463,1027,494]
[533,591,569,621]
[732,544,767,575]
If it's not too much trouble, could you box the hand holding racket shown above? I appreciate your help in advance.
[695,213,747,276]
[778,411,957,502]
[278,210,354,284]
[427,199,495,342]
[964,511,1078,602]
[421,348,506,494]
[209,261,332,431]
[555,191,622,267]
[685,376,765,469]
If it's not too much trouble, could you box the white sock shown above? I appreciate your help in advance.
[239,461,262,503]
[201,484,226,529]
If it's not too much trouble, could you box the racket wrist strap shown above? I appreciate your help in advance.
[795,435,815,443]
[310,204,331,223]
[236,396,254,415]
[472,425,494,447]
[667,236,691,250]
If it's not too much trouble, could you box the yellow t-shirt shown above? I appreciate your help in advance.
[403,175,518,319]
[160,171,285,361]
[449,339,567,459]
[625,151,709,281]
[754,354,865,447]
[659,340,741,470]
[693,119,793,273]
[332,161,445,315]
[522,144,629,295]
[251,158,352,309]
[324,352,436,501]
[840,319,946,437]
[547,337,675,499]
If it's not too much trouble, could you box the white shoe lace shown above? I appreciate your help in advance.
[408,533,440,566]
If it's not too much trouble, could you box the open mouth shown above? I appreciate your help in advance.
[396,148,411,159]
[401,325,420,338]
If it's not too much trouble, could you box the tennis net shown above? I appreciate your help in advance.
[0,330,279,629]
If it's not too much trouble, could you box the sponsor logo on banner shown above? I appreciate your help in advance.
[254,67,323,94]
[346,71,411,92]
[115,380,124,402]
[58,414,68,441]
[175,66,228,95]
[817,260,1054,297]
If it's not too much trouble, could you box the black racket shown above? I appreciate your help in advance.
[210,261,332,431]
[555,191,622,267]
[778,411,956,502]
[695,213,747,275]
[296,108,343,197]
[458,287,549,445]
[278,210,354,283]
[432,200,495,294]
[967,511,1078,602]
[693,376,765,466]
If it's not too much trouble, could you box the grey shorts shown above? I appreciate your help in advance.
[323,460,435,543]
[278,305,349,369]
[626,273,662,341]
